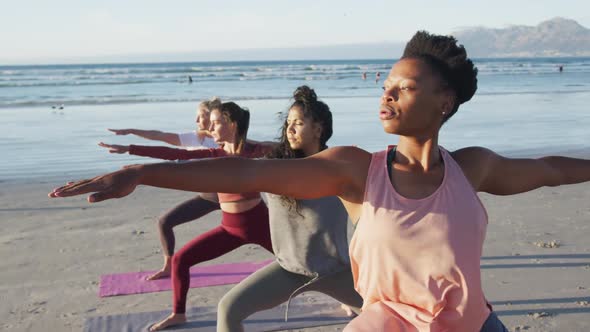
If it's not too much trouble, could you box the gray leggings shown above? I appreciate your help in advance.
[217,261,363,332]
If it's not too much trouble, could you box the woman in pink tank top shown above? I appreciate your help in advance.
[51,31,590,332]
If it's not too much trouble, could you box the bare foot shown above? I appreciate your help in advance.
[341,304,355,317]
[149,313,186,331]
[146,268,170,280]
[146,257,172,280]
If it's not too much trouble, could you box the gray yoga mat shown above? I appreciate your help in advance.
[84,295,353,331]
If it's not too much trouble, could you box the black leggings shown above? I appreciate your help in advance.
[157,195,220,256]
[480,312,508,332]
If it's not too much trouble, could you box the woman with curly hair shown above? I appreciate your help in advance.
[216,86,362,331]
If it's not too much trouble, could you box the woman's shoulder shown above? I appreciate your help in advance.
[450,146,498,189]
[313,146,374,177]
[450,146,497,165]
[318,146,373,161]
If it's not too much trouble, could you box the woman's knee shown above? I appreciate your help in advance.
[157,213,175,230]
[342,313,376,332]
[216,291,246,331]
[217,290,243,319]
[216,293,232,319]
[170,251,189,271]
[342,318,360,332]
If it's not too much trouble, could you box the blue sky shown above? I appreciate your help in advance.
[1,0,588,64]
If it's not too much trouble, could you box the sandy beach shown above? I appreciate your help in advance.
[1,173,589,331]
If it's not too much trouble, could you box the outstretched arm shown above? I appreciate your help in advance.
[455,147,590,195]
[49,146,370,204]
[108,129,181,146]
[128,145,221,160]
[98,142,221,160]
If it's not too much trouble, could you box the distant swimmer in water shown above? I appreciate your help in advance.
[375,71,381,84]
[362,72,367,80]
[188,75,193,83]
[558,65,564,73]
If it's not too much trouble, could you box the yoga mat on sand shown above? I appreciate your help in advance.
[99,259,274,297]
[84,295,353,332]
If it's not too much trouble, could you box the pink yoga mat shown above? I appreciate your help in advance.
[99,259,273,297]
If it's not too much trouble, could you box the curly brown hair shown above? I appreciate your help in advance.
[267,85,333,211]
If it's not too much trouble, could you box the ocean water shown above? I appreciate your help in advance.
[1,58,589,183]
[2,58,590,108]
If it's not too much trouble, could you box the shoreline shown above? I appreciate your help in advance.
[2,88,590,110]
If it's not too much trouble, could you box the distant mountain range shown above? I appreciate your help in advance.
[453,17,590,57]
[5,18,589,65]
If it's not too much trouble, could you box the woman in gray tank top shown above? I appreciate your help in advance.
[215,86,363,331]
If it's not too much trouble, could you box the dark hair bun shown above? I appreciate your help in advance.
[403,31,478,105]
[293,85,317,104]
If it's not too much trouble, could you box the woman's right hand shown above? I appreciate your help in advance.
[98,142,130,154]
[48,165,143,203]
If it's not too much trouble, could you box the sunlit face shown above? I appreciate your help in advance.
[208,109,236,143]
[379,58,452,136]
[286,107,321,151]
[195,106,211,131]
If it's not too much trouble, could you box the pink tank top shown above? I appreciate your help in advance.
[349,146,490,332]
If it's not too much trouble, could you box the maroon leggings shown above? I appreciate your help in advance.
[171,201,273,313]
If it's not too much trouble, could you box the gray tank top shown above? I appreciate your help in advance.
[266,194,350,277]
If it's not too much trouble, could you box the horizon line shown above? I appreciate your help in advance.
[3,55,590,68]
